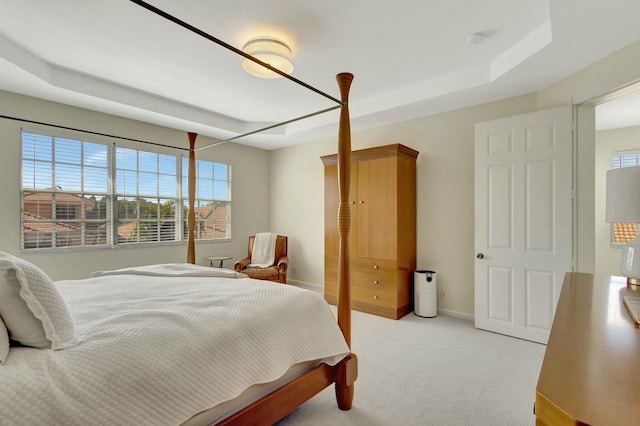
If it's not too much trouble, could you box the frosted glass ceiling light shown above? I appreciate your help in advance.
[242,37,293,79]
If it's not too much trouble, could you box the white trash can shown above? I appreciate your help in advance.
[414,270,437,317]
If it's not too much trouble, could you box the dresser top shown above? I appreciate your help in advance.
[536,272,640,425]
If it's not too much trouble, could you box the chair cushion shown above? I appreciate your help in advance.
[243,266,279,281]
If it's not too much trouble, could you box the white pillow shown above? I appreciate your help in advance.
[0,316,8,364]
[0,252,76,350]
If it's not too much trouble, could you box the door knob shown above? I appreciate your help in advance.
[476,253,485,259]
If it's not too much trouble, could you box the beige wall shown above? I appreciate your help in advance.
[0,90,271,280]
[3,39,640,316]
[272,39,640,318]
[536,40,640,274]
[271,94,539,318]
[595,126,640,276]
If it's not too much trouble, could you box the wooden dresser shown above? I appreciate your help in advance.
[321,143,418,320]
[535,272,640,425]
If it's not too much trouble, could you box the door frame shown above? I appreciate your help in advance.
[575,79,640,275]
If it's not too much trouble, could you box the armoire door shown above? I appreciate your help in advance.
[324,163,358,257]
[356,157,398,260]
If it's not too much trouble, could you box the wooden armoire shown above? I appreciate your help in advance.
[321,143,418,319]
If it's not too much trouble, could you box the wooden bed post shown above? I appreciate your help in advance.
[213,76,359,425]
[335,72,353,346]
[187,132,197,264]
[334,72,357,411]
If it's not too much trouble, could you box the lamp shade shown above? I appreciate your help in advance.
[606,165,640,223]
[241,37,293,79]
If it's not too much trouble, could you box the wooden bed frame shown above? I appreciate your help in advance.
[185,74,357,426]
[0,2,354,423]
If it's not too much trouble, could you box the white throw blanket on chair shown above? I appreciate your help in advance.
[248,232,278,268]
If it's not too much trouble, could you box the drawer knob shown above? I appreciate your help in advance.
[373,280,379,285]
[373,295,379,300]
[373,265,379,269]
[359,200,365,204]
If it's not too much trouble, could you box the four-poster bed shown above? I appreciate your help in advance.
[179,73,357,425]
[1,1,358,424]
[149,0,360,420]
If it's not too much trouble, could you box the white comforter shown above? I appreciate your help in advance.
[0,264,350,425]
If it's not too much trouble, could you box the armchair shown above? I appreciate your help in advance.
[234,234,288,283]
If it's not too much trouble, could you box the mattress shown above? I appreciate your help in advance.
[0,264,350,425]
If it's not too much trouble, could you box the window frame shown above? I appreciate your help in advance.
[114,147,182,245]
[20,129,232,252]
[21,131,112,251]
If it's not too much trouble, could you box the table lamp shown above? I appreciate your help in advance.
[606,165,640,291]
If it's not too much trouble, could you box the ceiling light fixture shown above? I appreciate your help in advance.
[465,32,486,45]
[241,36,293,79]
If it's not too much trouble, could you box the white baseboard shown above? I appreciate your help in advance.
[288,279,474,322]
[438,308,474,322]
[287,279,323,294]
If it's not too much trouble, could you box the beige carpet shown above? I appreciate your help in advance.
[278,309,545,426]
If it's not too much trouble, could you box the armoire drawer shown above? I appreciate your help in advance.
[325,256,398,289]
[351,268,398,291]
[351,257,397,274]
[351,286,396,309]
[352,258,397,288]
[326,257,397,283]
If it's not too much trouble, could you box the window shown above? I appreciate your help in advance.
[21,131,231,251]
[612,150,640,169]
[22,133,109,249]
[115,148,179,244]
[182,158,232,240]
[610,150,640,245]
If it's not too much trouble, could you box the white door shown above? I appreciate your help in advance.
[474,106,573,344]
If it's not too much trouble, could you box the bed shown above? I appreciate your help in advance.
[0,261,352,425]
[1,1,357,424]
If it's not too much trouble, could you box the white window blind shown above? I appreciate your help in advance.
[611,150,640,169]
[115,147,180,244]
[21,132,109,249]
[182,157,232,240]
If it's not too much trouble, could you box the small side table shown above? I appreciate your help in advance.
[204,255,232,268]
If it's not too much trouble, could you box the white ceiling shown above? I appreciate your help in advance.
[0,0,639,150]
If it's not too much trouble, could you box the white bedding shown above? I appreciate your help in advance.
[0,264,350,425]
